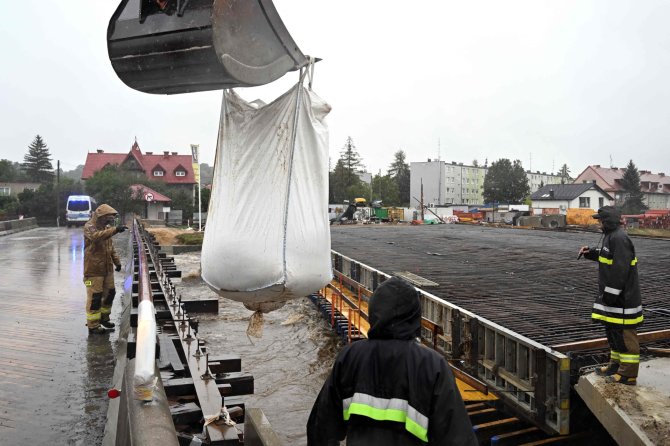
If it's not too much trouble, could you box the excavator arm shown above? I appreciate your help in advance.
[107,0,308,94]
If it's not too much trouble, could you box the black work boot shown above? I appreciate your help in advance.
[88,326,108,335]
[606,374,637,386]
[101,320,116,329]
[596,363,619,376]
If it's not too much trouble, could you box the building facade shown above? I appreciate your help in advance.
[81,141,196,192]
[573,165,670,209]
[0,182,40,197]
[410,159,563,206]
[530,183,613,214]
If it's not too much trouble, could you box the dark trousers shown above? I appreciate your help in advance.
[605,326,640,378]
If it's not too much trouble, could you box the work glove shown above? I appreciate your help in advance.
[115,264,122,272]
[116,225,128,233]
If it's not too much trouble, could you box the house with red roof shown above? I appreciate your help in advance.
[573,165,670,209]
[81,141,196,192]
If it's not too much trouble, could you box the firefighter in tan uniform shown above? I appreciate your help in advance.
[83,204,128,335]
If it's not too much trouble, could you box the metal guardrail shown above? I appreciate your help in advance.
[132,220,157,401]
[332,250,571,435]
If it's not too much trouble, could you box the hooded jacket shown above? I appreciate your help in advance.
[307,277,476,446]
[584,208,643,327]
[83,204,121,277]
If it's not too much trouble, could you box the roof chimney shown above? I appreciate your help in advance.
[172,152,178,155]
[96,149,104,153]
[549,189,554,199]
[163,151,169,156]
[146,152,152,155]
[594,164,600,168]
[660,173,665,177]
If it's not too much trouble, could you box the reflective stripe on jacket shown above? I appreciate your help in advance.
[584,227,643,327]
[306,338,477,445]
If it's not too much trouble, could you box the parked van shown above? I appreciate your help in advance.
[66,195,97,227]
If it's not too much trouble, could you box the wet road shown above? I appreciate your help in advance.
[174,253,341,446]
[0,227,129,445]
[0,226,340,445]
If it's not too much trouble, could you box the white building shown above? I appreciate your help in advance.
[410,159,564,206]
[530,183,613,214]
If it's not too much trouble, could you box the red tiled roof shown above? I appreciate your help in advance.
[81,142,196,185]
[573,165,670,194]
[130,184,172,202]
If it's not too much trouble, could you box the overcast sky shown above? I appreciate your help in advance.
[1,1,670,177]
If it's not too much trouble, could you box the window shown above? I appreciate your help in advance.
[175,170,186,177]
[153,170,164,177]
[0,187,10,196]
[579,197,591,208]
[599,197,604,208]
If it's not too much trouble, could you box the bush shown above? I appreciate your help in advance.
[175,232,204,245]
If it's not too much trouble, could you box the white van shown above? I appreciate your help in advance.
[66,195,97,227]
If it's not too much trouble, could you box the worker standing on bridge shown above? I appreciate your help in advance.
[578,206,643,385]
[306,277,476,445]
[83,204,127,335]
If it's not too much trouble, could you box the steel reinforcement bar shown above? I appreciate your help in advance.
[332,250,571,436]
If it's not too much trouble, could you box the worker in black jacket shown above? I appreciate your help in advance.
[578,206,643,385]
[306,277,477,445]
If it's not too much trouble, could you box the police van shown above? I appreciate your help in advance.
[66,195,97,227]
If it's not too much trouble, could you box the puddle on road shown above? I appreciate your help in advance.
[173,252,342,446]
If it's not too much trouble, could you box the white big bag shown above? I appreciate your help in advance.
[201,76,332,315]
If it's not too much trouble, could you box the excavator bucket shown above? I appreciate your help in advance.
[107,0,308,94]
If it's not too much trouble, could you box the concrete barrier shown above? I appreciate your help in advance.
[0,217,38,236]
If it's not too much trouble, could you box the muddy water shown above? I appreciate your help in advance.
[173,252,342,445]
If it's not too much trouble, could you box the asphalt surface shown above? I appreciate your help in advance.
[0,226,129,445]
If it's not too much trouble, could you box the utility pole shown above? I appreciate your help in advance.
[56,160,60,227]
[191,144,202,231]
[420,179,424,221]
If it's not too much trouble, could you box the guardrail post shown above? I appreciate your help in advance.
[534,349,547,424]
[468,318,479,377]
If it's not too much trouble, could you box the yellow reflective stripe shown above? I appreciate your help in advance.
[610,351,620,359]
[619,353,640,363]
[591,313,644,325]
[84,280,93,287]
[598,256,613,265]
[86,312,101,321]
[344,403,428,442]
[598,257,637,266]
[100,307,112,314]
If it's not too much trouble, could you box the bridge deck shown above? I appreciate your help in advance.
[0,227,127,445]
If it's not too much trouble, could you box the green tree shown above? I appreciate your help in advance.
[84,165,138,219]
[200,187,211,212]
[329,137,365,202]
[559,164,571,184]
[0,195,20,219]
[619,160,647,214]
[388,150,410,206]
[22,135,54,183]
[0,160,21,181]
[371,173,400,206]
[483,159,529,204]
[18,184,56,222]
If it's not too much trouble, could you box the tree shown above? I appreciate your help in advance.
[22,135,54,183]
[0,159,24,182]
[619,160,647,214]
[329,137,365,202]
[388,150,410,206]
[371,173,400,206]
[559,164,571,184]
[482,159,530,204]
[472,159,479,167]
[84,165,138,219]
